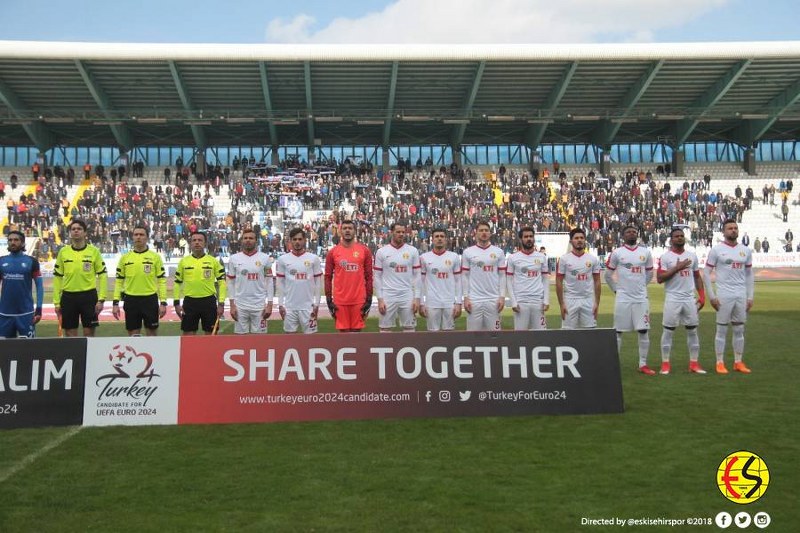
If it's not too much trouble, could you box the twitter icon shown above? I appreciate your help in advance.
[459,391,471,401]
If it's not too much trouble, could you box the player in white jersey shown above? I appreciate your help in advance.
[506,226,550,330]
[276,227,322,333]
[605,225,655,375]
[374,222,421,332]
[462,221,506,331]
[227,229,273,334]
[703,219,754,374]
[420,228,462,331]
[556,228,601,329]
[656,227,706,375]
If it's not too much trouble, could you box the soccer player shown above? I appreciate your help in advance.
[112,225,167,336]
[324,220,373,332]
[173,232,227,335]
[703,219,754,374]
[419,228,462,331]
[506,226,550,331]
[555,228,601,330]
[374,222,421,332]
[0,231,43,338]
[656,227,706,374]
[53,219,108,337]
[276,227,322,334]
[461,221,506,331]
[227,229,273,334]
[605,225,655,375]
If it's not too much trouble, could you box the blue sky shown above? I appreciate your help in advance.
[0,0,796,43]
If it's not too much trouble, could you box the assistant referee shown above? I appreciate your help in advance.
[112,225,167,336]
[173,231,227,335]
[53,219,108,337]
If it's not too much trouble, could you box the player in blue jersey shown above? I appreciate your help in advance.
[0,231,44,338]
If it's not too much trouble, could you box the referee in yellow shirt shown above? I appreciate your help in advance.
[53,219,108,337]
[173,232,227,335]
[112,225,167,336]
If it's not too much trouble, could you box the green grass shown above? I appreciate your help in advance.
[1,282,798,532]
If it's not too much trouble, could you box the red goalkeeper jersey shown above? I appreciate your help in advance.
[325,242,373,306]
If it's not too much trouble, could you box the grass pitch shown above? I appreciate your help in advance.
[0,282,798,532]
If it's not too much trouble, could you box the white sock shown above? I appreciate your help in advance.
[732,324,745,362]
[660,328,674,362]
[638,332,650,367]
[715,324,728,363]
[687,328,700,362]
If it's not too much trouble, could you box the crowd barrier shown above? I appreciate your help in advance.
[1,330,623,429]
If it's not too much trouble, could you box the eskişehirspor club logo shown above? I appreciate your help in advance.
[717,450,770,504]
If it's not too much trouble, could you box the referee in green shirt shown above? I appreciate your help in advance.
[112,225,168,336]
[173,231,227,335]
[53,219,108,337]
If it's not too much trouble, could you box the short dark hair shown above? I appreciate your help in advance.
[722,218,738,227]
[622,224,639,233]
[569,227,586,239]
[518,226,535,239]
[475,220,491,231]
[289,227,306,239]
[669,226,685,238]
[431,227,448,238]
[69,219,87,231]
[241,228,257,239]
[7,230,24,243]
[389,222,406,232]
[190,231,206,242]
[340,219,355,228]
[133,225,149,236]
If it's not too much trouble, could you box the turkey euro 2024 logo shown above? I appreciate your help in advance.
[95,345,161,407]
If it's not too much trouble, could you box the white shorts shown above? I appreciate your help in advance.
[662,299,699,328]
[379,300,416,330]
[425,307,455,331]
[283,308,318,333]
[562,297,596,329]
[613,300,650,332]
[234,307,267,334]
[716,296,748,324]
[513,301,547,331]
[466,300,501,331]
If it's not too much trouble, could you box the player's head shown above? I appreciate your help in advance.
[431,227,448,250]
[475,221,491,245]
[669,227,686,249]
[6,230,24,253]
[722,218,738,242]
[518,226,535,251]
[340,220,355,243]
[240,229,258,252]
[289,227,307,252]
[622,225,639,246]
[569,228,586,252]
[69,219,88,243]
[389,222,407,247]
[190,231,207,254]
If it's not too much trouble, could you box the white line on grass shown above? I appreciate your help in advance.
[0,425,84,484]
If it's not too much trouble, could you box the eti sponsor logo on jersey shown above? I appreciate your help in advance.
[716,450,770,504]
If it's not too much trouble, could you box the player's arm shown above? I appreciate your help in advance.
[496,255,507,312]
[644,251,654,284]
[373,254,385,313]
[592,272,602,318]
[263,261,274,319]
[52,251,63,312]
[542,272,550,310]
[324,251,336,316]
[604,253,617,293]
[215,262,227,318]
[156,255,167,317]
[173,259,185,317]
[506,269,518,311]
[362,248,374,316]
[745,265,754,311]
[411,253,421,313]
[32,259,43,324]
[112,260,125,320]
[461,260,472,312]
[311,266,322,319]
[95,250,108,309]
[693,269,705,310]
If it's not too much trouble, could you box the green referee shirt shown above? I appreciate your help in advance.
[173,253,227,302]
[113,247,167,302]
[53,244,108,306]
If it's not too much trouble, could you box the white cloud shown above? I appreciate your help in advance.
[265,0,728,43]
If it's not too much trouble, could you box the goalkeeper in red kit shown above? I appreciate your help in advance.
[324,220,374,332]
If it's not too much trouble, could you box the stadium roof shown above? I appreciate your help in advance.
[1,40,799,151]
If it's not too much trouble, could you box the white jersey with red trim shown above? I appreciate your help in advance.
[373,243,421,302]
[462,244,506,302]
[658,249,699,301]
[420,249,462,307]
[606,245,653,303]
[227,251,273,311]
[506,250,549,302]
[556,251,601,299]
[276,250,322,310]
[706,242,752,299]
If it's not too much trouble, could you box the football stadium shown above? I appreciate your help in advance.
[1,39,799,531]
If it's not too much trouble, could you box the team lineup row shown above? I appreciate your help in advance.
[0,218,753,374]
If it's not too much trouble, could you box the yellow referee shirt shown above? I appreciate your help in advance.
[173,253,227,301]
[53,244,108,306]
[113,247,167,302]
